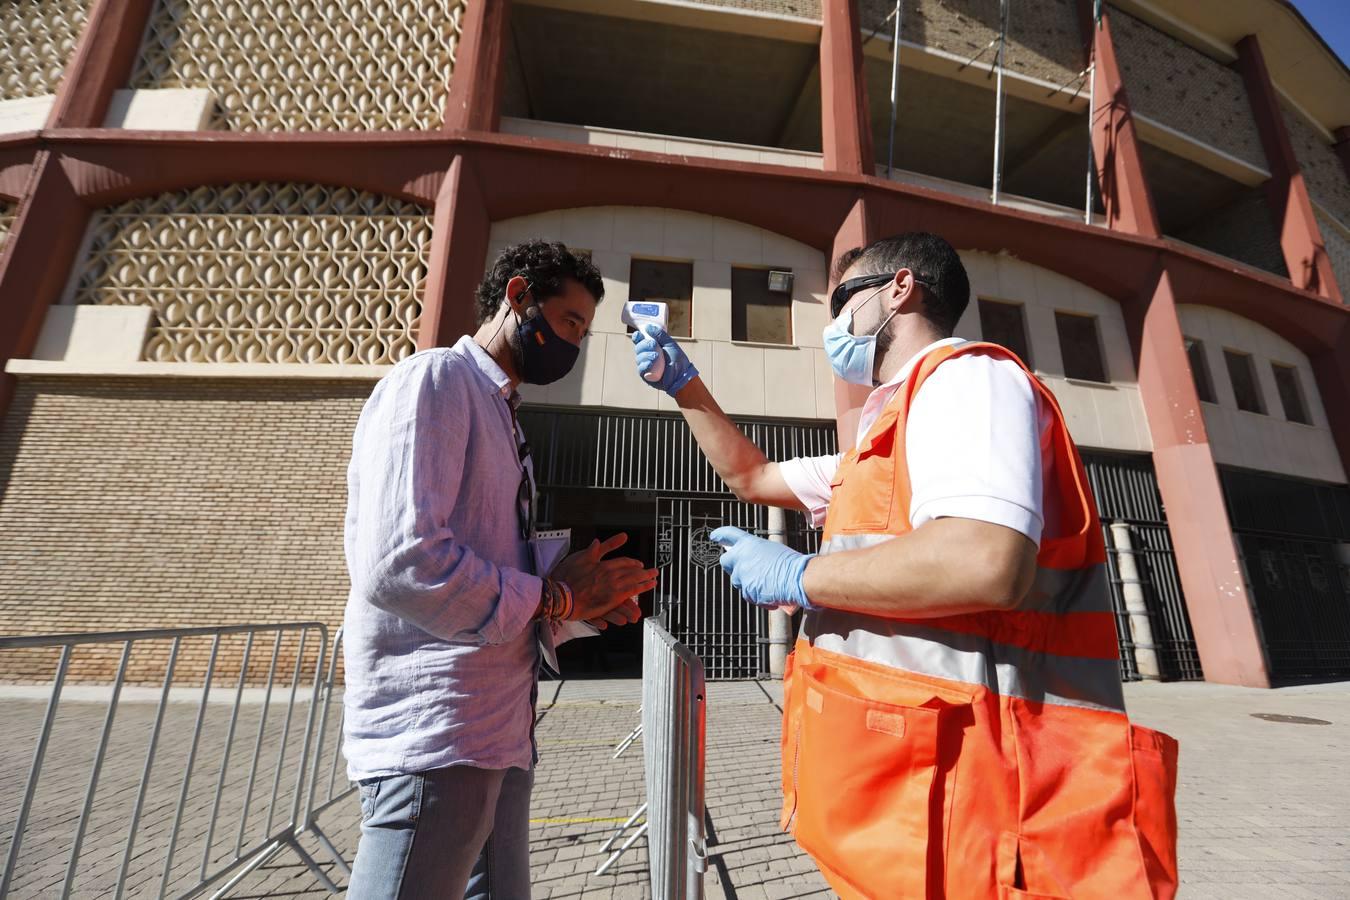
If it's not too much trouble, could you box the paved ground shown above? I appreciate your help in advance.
[3,677,1348,898]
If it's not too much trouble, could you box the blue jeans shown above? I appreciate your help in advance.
[347,765,534,900]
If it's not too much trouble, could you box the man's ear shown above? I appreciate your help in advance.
[887,269,917,313]
[505,275,532,314]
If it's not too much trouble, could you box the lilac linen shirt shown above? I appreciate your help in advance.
[342,336,544,780]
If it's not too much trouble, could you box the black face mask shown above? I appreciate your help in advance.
[514,304,580,385]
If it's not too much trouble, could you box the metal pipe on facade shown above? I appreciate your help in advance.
[991,0,1010,205]
[1086,0,1102,223]
[886,0,903,178]
[1110,521,1161,679]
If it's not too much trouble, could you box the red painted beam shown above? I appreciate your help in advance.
[443,0,511,133]
[1236,34,1342,302]
[1080,1,1161,238]
[820,0,873,175]
[419,155,491,349]
[46,0,157,128]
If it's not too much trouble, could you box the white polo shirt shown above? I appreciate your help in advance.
[780,339,1055,545]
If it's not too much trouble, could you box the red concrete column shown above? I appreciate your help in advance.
[443,0,511,133]
[0,153,92,415]
[1129,266,1271,687]
[418,155,490,349]
[47,0,157,128]
[1237,35,1342,302]
[1309,327,1350,484]
[830,194,877,450]
[820,0,873,176]
[1079,1,1161,237]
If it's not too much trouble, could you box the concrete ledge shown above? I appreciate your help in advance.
[0,95,55,135]
[6,359,392,380]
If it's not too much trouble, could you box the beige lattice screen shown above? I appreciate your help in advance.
[127,0,468,131]
[0,202,15,251]
[1,0,93,101]
[72,183,432,364]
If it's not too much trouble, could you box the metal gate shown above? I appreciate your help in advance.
[1221,468,1350,682]
[1083,452,1204,681]
[654,497,821,680]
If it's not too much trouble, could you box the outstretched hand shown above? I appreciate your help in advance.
[709,527,814,609]
[631,325,699,396]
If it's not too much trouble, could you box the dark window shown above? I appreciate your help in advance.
[629,259,692,338]
[977,299,1032,366]
[1054,312,1107,383]
[731,267,793,345]
[1184,337,1216,403]
[1223,349,1265,414]
[1271,363,1310,424]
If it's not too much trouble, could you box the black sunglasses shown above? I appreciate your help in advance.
[829,272,934,319]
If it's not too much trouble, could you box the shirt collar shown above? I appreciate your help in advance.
[855,337,966,447]
[877,336,967,393]
[456,335,517,402]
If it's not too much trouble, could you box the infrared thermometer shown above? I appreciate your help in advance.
[622,300,669,382]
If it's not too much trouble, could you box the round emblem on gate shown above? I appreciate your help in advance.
[690,525,723,569]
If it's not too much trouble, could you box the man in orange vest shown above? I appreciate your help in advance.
[630,232,1179,899]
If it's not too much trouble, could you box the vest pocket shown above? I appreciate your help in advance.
[792,669,943,899]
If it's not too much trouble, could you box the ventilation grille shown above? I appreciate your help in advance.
[128,0,468,131]
[73,183,432,364]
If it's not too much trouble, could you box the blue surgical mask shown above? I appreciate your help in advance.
[821,288,898,386]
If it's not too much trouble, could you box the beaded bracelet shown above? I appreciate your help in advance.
[540,577,575,621]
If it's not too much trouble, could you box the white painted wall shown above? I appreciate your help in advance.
[1178,304,1345,484]
[488,206,833,420]
[959,251,1153,453]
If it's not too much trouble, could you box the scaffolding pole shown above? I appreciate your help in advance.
[1085,0,1102,223]
[886,0,903,178]
[991,0,1010,205]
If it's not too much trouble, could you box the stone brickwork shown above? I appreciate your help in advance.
[1178,188,1287,279]
[861,0,1083,87]
[1109,6,1267,172]
[1318,211,1350,301]
[1281,100,1350,226]
[0,376,371,683]
[688,0,820,21]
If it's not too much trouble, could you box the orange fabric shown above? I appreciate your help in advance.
[785,342,1178,899]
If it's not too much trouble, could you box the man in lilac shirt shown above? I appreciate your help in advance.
[343,240,656,899]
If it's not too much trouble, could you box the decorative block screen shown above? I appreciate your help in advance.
[0,0,92,101]
[127,0,468,131]
[72,183,432,364]
[0,202,14,251]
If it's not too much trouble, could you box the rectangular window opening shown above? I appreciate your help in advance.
[1054,311,1107,383]
[629,258,692,338]
[1223,349,1265,414]
[977,299,1032,367]
[1271,362,1310,425]
[731,266,793,345]
[1184,336,1216,404]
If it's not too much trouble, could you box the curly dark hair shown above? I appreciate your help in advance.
[474,239,605,325]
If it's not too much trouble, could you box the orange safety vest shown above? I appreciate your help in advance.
[780,342,1179,900]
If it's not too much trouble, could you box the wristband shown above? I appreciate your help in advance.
[540,577,575,621]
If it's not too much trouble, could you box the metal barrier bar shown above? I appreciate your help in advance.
[302,627,358,879]
[594,618,706,898]
[0,622,331,900]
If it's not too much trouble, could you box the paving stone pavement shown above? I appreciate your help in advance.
[3,678,1348,898]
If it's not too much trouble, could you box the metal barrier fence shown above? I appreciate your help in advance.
[0,622,335,900]
[301,627,357,879]
[597,618,706,898]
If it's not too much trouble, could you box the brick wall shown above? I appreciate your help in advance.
[1281,100,1350,226]
[687,0,820,21]
[1317,211,1350,301]
[1177,187,1288,279]
[1109,6,1267,172]
[861,0,1082,87]
[0,376,372,683]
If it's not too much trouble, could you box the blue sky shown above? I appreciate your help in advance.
[1292,0,1349,66]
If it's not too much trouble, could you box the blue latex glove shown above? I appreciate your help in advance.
[631,325,699,396]
[709,526,815,609]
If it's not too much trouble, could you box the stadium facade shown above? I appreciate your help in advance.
[1,0,1348,687]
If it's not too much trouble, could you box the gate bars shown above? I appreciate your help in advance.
[597,618,707,899]
[0,623,338,899]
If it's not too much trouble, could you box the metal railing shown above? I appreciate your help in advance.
[301,627,357,878]
[597,618,707,898]
[0,623,336,899]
